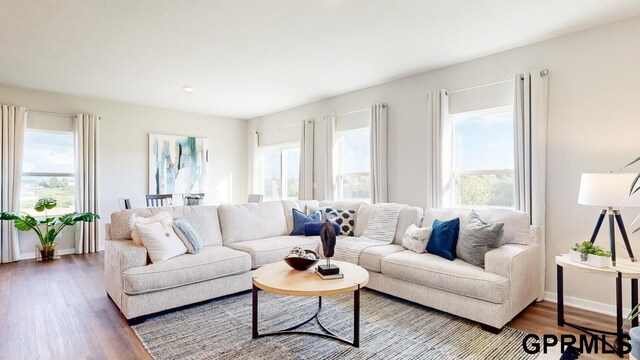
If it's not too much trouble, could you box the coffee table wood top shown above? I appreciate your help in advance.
[252,260,369,297]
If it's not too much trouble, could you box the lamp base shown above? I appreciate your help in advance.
[317,264,340,275]
[589,208,637,267]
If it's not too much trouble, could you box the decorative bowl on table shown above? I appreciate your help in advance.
[284,247,320,271]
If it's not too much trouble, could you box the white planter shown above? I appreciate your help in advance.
[570,250,612,268]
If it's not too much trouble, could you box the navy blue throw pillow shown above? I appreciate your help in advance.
[303,222,340,236]
[426,218,460,261]
[291,208,321,235]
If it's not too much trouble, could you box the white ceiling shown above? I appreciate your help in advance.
[2,1,640,119]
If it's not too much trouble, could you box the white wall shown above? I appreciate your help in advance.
[249,16,640,311]
[0,85,247,258]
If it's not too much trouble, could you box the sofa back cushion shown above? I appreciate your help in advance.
[318,201,364,212]
[355,204,423,245]
[424,208,531,245]
[218,201,288,245]
[282,200,322,234]
[109,205,223,246]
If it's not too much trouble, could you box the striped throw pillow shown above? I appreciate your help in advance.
[173,218,203,254]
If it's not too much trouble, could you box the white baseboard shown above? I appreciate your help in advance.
[544,291,631,318]
[20,248,77,260]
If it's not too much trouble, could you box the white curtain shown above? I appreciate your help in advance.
[514,70,549,301]
[370,104,388,203]
[247,130,259,195]
[324,114,337,201]
[298,119,314,200]
[0,105,26,263]
[427,90,449,208]
[74,114,100,254]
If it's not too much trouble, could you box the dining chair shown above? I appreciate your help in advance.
[146,194,173,207]
[247,194,263,203]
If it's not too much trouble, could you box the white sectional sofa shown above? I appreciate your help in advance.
[104,200,541,331]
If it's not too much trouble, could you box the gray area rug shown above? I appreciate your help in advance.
[132,289,538,360]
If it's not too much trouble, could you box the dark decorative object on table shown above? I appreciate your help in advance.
[283,248,319,271]
[318,219,340,275]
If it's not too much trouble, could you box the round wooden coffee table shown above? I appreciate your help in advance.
[252,260,369,347]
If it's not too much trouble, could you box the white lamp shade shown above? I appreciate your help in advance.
[578,173,640,208]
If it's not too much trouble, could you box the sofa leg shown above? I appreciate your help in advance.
[127,316,146,326]
[481,324,503,334]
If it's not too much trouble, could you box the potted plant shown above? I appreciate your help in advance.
[620,156,640,233]
[0,197,100,261]
[570,241,612,268]
[184,194,203,206]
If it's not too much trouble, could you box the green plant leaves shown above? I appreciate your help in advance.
[571,241,611,259]
[34,197,57,212]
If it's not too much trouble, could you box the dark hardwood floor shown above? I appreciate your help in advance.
[0,253,622,359]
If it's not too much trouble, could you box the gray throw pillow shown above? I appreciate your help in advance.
[456,210,504,267]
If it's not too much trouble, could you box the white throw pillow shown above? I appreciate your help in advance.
[135,222,187,263]
[402,224,432,254]
[129,212,173,246]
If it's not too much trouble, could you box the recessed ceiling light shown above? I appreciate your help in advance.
[182,86,194,92]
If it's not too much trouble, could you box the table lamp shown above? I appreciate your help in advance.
[578,173,640,266]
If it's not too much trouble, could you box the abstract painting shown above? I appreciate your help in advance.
[149,133,209,194]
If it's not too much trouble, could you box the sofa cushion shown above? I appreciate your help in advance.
[425,208,530,245]
[355,205,423,245]
[218,202,288,245]
[136,221,187,263]
[324,208,357,236]
[381,250,509,304]
[291,208,321,235]
[426,218,460,261]
[401,224,432,254]
[359,244,406,272]
[122,246,251,295]
[303,222,340,236]
[456,211,504,267]
[110,205,223,246]
[282,201,300,234]
[316,201,364,213]
[173,218,204,254]
[227,236,320,268]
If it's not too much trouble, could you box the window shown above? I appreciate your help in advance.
[336,127,371,202]
[448,106,515,209]
[259,144,300,201]
[20,130,75,216]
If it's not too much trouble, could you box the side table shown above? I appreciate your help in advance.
[556,254,640,358]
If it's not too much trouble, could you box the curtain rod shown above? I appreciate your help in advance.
[336,104,387,118]
[256,119,313,134]
[28,109,76,117]
[448,79,513,94]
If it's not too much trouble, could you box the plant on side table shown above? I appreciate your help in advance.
[0,197,100,261]
[570,241,612,268]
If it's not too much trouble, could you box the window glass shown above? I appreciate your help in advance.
[261,148,282,201]
[449,106,515,209]
[284,147,300,200]
[259,144,300,201]
[337,127,371,202]
[20,130,75,216]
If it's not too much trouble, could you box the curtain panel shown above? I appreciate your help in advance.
[0,105,26,263]
[324,114,337,201]
[370,104,388,203]
[74,114,100,254]
[427,90,449,208]
[247,130,259,195]
[514,70,549,301]
[298,119,314,200]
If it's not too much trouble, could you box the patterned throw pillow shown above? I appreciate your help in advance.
[402,224,432,254]
[324,208,357,236]
[173,218,204,254]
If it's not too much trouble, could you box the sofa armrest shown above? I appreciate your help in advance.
[105,223,112,241]
[485,244,540,317]
[104,240,147,308]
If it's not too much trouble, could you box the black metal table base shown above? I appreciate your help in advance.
[557,264,638,358]
[252,285,361,347]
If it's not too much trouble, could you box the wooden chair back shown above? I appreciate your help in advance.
[146,194,173,207]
